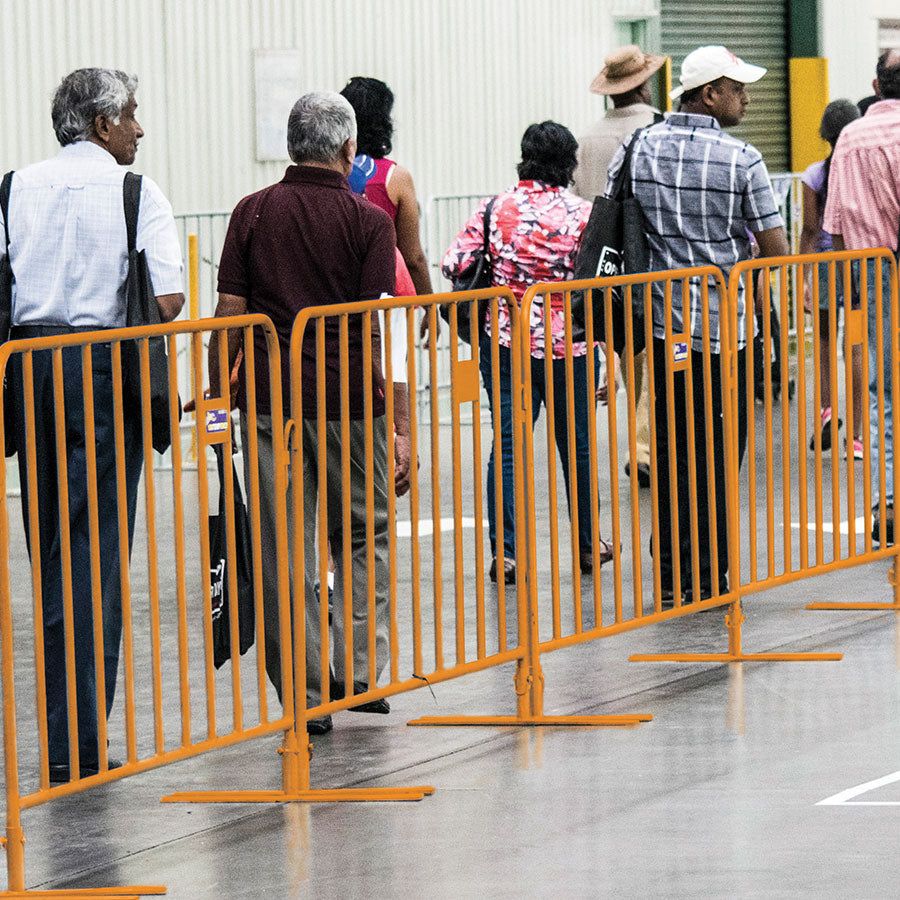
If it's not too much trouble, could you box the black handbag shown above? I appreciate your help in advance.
[441,196,497,345]
[209,444,255,669]
[571,126,652,355]
[122,172,180,454]
[1,171,17,457]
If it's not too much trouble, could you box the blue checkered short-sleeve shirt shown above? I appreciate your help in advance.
[607,112,783,353]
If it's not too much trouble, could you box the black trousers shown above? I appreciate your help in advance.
[8,341,143,766]
[652,339,747,597]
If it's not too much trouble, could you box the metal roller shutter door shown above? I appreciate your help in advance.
[661,0,790,172]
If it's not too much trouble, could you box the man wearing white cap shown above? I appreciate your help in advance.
[607,45,790,606]
[574,45,667,488]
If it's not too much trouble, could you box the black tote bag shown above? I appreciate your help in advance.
[441,196,497,345]
[122,171,179,454]
[0,171,16,457]
[209,444,255,669]
[571,127,652,355]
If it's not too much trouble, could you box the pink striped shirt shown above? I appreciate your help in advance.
[823,99,900,252]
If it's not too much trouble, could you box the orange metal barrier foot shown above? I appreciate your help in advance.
[805,601,900,611]
[629,652,843,663]
[407,714,651,727]
[0,888,165,898]
[160,787,434,803]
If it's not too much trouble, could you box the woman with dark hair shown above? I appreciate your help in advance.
[442,121,609,584]
[340,76,434,302]
[800,98,862,459]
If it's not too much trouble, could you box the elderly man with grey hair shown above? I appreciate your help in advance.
[0,68,184,781]
[211,90,408,734]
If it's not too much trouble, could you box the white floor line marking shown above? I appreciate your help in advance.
[791,516,866,535]
[395,517,489,538]
[817,770,900,806]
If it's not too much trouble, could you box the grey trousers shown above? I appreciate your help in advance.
[242,412,390,706]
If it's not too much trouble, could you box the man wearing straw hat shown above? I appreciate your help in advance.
[574,45,667,488]
[606,46,790,605]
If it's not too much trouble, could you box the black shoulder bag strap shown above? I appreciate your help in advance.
[123,171,141,254]
[482,195,496,267]
[0,171,12,257]
[1,171,16,340]
[612,128,644,203]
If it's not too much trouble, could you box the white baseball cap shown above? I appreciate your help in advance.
[670,45,767,100]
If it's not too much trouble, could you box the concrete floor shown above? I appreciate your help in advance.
[3,353,900,898]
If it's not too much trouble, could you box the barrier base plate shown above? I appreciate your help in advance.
[160,787,434,803]
[407,714,652,727]
[806,601,900,610]
[0,888,165,898]
[629,652,843,663]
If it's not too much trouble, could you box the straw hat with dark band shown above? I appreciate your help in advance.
[590,45,667,95]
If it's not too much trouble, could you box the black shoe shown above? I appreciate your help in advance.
[489,556,516,584]
[333,681,391,714]
[49,757,123,783]
[306,715,333,735]
[660,588,675,609]
[872,505,894,546]
[636,463,651,488]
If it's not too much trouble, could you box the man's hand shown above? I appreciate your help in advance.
[394,433,412,497]
[419,308,440,348]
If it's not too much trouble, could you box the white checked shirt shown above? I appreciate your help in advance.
[607,112,782,353]
[0,141,183,328]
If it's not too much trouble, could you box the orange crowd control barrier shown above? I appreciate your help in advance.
[728,249,900,611]
[0,316,296,897]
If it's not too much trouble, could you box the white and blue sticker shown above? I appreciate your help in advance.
[673,341,689,363]
[206,408,229,434]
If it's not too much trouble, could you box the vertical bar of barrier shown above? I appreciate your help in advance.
[139,339,166,752]
[188,234,200,464]
[167,333,192,744]
[542,291,565,633]
[51,348,80,776]
[489,299,508,649]
[190,332,217,738]
[383,310,400,683]
[111,342,138,762]
[469,306,487,659]
[22,354,50,786]
[406,308,424,675]
[81,345,110,769]
[700,280,720,597]
[889,257,900,606]
[362,312,377,691]
[0,350,26,888]
[338,315,354,695]
[315,318,331,703]
[875,259,887,552]
[427,305,444,669]
[216,333,243,732]
[779,266,792,571]
[762,267,775,578]
[562,296,582,612]
[812,263,825,566]
[603,283,623,620]
[623,285,643,616]
[242,328,269,722]
[449,305,467,664]
[643,285,663,612]
[828,262,840,560]
[842,259,857,555]
[662,280,683,606]
[796,263,810,571]
[859,262,873,553]
[682,278,702,602]
[582,289,603,622]
[745,270,758,583]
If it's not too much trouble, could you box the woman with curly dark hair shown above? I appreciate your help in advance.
[442,121,609,583]
[340,76,433,301]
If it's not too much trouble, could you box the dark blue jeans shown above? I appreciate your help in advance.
[8,342,143,767]
[480,342,599,559]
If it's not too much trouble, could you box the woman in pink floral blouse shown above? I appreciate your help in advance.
[442,121,609,584]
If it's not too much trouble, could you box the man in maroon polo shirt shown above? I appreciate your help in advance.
[209,91,410,734]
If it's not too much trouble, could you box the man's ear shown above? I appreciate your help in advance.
[93,113,112,144]
[701,82,717,110]
[873,77,882,98]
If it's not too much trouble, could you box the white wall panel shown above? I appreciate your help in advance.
[821,0,900,104]
[1,0,658,212]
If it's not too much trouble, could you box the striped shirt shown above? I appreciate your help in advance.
[607,112,782,353]
[823,99,900,254]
